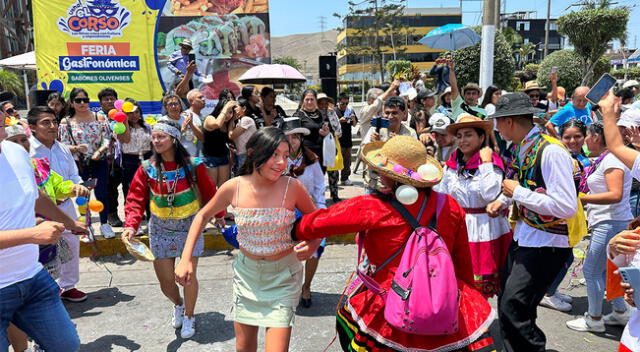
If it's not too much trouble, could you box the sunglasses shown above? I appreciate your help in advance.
[166,102,180,108]
[74,98,90,104]
[5,108,14,114]
[528,94,540,99]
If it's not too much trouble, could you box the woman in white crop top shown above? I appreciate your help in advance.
[176,127,321,351]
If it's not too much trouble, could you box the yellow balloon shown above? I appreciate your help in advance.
[78,204,87,213]
[122,101,134,113]
[78,216,86,222]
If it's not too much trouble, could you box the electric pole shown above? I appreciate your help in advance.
[479,0,497,90]
[494,0,501,30]
[543,0,551,57]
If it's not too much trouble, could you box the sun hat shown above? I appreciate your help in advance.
[623,80,640,89]
[122,237,155,261]
[361,135,443,188]
[281,117,310,136]
[521,81,547,92]
[462,83,482,96]
[446,113,493,135]
[179,39,193,49]
[489,93,543,119]
[316,92,335,105]
[416,88,436,101]
[5,124,27,139]
[428,113,451,135]
[617,107,640,128]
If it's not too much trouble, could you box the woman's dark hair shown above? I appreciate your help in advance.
[480,85,500,108]
[124,98,146,129]
[236,97,251,118]
[68,87,89,117]
[241,86,255,100]
[162,94,183,116]
[616,88,635,101]
[439,91,451,108]
[47,92,67,121]
[587,121,606,146]
[238,127,288,176]
[151,119,194,186]
[299,88,317,109]
[559,119,587,139]
[261,87,275,98]
[219,89,235,101]
[212,98,229,119]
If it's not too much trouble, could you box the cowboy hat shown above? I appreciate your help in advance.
[521,80,546,92]
[446,113,493,135]
[462,83,482,96]
[316,93,335,105]
[361,135,443,188]
[489,93,543,119]
[179,39,193,49]
[281,117,310,136]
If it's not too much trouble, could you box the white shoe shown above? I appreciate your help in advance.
[341,180,353,186]
[180,316,196,338]
[555,292,573,304]
[604,309,632,326]
[566,313,605,332]
[100,224,115,239]
[172,304,185,328]
[540,294,572,312]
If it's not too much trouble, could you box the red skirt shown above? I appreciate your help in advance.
[336,278,496,351]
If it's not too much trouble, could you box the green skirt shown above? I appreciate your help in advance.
[232,251,303,328]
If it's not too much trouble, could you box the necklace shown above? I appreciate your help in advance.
[160,163,179,216]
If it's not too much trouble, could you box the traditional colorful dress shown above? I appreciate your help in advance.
[124,158,223,259]
[436,150,513,297]
[292,191,496,352]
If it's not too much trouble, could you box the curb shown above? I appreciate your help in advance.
[80,229,356,257]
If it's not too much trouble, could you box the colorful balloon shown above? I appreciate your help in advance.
[114,99,124,111]
[108,109,118,120]
[113,122,126,134]
[122,101,134,113]
[88,200,104,212]
[114,112,127,123]
[395,185,419,205]
[78,216,86,223]
[75,196,88,206]
[78,204,87,215]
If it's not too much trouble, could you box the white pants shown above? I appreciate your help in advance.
[57,231,80,291]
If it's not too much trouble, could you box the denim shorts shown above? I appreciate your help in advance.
[203,154,230,168]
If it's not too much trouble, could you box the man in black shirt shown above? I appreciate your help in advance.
[336,94,357,185]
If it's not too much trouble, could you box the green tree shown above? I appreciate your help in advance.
[515,42,537,69]
[537,49,610,95]
[558,6,629,85]
[501,26,523,48]
[443,26,515,91]
[272,56,303,71]
[0,69,23,97]
[334,0,412,82]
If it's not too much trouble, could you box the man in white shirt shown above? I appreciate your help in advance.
[185,89,206,156]
[0,115,86,352]
[490,93,577,352]
[359,80,400,138]
[28,106,90,303]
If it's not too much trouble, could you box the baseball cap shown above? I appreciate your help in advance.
[617,107,640,128]
[428,113,451,135]
[623,80,640,89]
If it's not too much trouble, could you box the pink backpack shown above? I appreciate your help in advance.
[355,192,460,335]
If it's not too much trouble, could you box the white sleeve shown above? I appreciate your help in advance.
[477,163,504,203]
[433,166,451,194]
[632,155,640,181]
[512,144,577,219]
[310,162,326,208]
[362,127,375,145]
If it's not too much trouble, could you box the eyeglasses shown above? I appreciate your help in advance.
[74,98,90,104]
[5,108,14,114]
[528,94,540,99]
[166,102,180,108]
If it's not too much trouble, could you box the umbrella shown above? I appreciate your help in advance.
[418,24,481,51]
[238,64,306,84]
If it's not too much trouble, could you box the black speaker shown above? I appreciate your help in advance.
[31,90,56,107]
[319,56,337,79]
[321,78,337,102]
[0,91,14,103]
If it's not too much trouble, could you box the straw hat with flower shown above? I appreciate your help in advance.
[446,113,493,136]
[361,135,443,188]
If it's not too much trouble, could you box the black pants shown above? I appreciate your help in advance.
[108,161,122,217]
[498,241,571,352]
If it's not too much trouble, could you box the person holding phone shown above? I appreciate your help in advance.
[435,114,512,298]
[166,39,202,89]
[546,86,592,138]
[429,55,451,94]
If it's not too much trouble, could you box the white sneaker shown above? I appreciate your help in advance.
[100,224,115,239]
[540,294,572,312]
[603,309,632,326]
[172,304,185,328]
[566,313,605,332]
[341,180,353,186]
[180,316,196,338]
[555,292,573,304]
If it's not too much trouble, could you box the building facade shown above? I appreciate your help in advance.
[504,12,564,63]
[336,7,462,83]
[0,0,32,58]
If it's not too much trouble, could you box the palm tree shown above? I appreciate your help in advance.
[515,42,537,69]
[502,27,523,48]
[0,69,23,97]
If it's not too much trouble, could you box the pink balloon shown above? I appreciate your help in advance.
[114,99,124,111]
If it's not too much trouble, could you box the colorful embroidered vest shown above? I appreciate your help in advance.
[32,158,74,203]
[517,135,570,235]
[142,158,201,220]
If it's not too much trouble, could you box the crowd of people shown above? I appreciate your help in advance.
[2,53,640,352]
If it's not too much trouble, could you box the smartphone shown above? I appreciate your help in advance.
[618,266,640,306]
[551,66,558,74]
[371,117,390,132]
[82,179,97,189]
[188,53,196,63]
[586,73,617,104]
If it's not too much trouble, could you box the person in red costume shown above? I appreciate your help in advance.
[121,119,225,340]
[290,135,496,352]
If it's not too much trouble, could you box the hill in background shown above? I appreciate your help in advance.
[271,30,337,84]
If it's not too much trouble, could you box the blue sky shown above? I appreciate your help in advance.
[269,0,640,48]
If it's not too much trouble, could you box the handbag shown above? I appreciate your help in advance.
[322,133,337,168]
[327,134,344,171]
